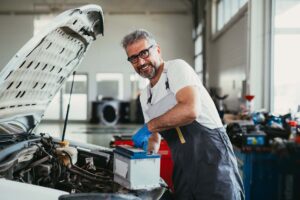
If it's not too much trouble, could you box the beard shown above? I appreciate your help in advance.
[138,62,160,79]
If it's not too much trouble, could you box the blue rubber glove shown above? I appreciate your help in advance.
[132,124,152,151]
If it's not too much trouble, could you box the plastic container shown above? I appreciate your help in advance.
[56,146,78,166]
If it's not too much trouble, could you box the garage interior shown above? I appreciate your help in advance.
[0,0,299,200]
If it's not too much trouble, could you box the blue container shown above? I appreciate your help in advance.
[277,148,300,200]
[234,148,279,200]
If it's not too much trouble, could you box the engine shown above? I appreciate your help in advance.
[0,134,119,193]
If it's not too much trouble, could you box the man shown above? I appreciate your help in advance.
[122,29,244,200]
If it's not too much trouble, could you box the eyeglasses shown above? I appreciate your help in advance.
[127,45,154,64]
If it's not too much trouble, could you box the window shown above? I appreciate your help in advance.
[217,0,224,31]
[272,0,300,114]
[62,74,88,120]
[194,22,204,83]
[96,73,123,100]
[212,0,248,35]
[194,25,203,82]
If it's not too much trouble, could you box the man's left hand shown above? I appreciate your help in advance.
[132,124,152,151]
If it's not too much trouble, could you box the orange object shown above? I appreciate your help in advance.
[58,140,70,147]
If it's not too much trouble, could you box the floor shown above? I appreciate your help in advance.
[35,122,141,148]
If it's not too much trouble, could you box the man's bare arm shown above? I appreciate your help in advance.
[147,85,200,133]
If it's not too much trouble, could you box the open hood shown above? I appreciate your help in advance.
[0,4,104,134]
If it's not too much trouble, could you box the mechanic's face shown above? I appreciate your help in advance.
[126,39,162,79]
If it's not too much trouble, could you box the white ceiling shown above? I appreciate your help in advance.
[0,0,193,15]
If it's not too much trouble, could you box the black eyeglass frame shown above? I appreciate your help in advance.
[127,45,154,63]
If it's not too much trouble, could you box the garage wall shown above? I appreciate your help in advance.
[206,11,248,111]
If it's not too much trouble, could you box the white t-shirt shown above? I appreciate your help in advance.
[140,59,223,129]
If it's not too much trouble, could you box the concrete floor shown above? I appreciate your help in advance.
[35,122,141,148]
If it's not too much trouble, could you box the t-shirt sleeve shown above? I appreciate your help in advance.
[167,59,200,94]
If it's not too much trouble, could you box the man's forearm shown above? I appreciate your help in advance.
[147,102,197,133]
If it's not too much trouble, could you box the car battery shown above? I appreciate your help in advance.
[113,145,161,190]
[111,135,174,191]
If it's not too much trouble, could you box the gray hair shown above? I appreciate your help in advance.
[121,29,157,49]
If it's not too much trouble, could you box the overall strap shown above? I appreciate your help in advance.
[162,67,185,144]
[163,67,170,90]
[147,68,170,105]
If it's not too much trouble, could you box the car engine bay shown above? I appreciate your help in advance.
[0,132,165,199]
[0,133,114,193]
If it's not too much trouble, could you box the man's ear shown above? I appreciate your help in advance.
[155,45,162,58]
[156,45,161,54]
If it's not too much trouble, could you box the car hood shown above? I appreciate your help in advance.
[0,4,104,134]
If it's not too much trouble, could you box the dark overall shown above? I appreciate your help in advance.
[145,71,244,200]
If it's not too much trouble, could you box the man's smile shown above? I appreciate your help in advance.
[139,64,151,72]
[137,63,156,79]
[138,63,155,74]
